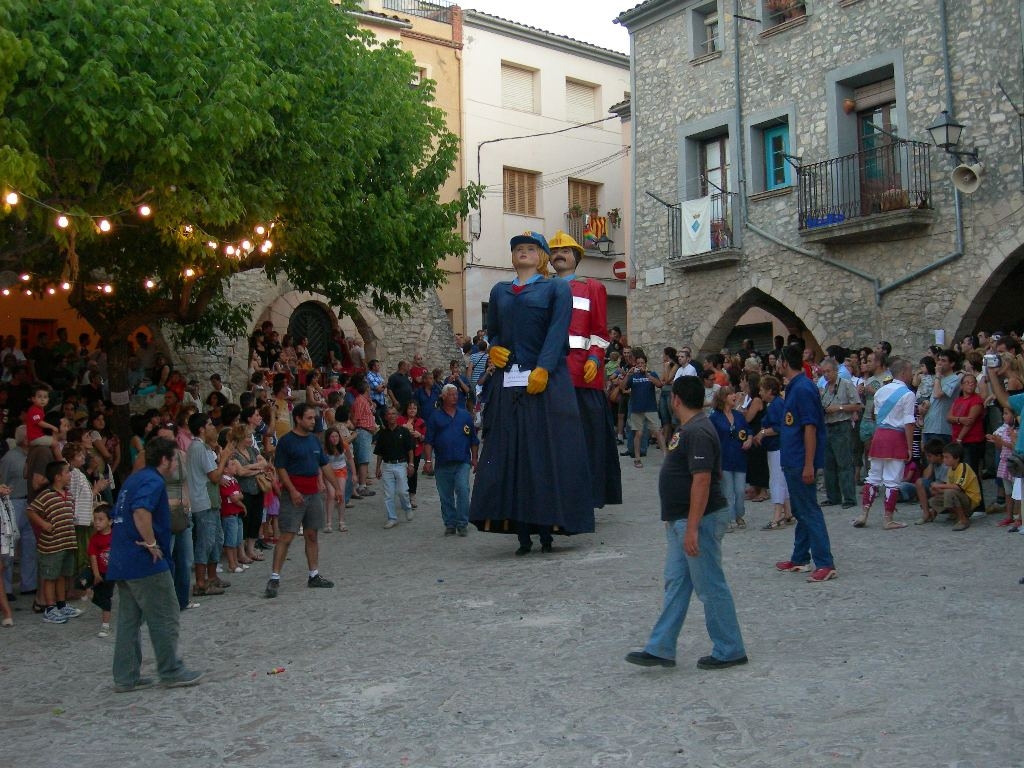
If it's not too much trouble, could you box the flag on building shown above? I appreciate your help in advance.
[679,197,712,256]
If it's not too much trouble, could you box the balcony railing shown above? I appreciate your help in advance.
[797,139,932,231]
[669,192,736,260]
[381,0,453,23]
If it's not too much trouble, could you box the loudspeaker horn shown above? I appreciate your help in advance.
[951,162,984,194]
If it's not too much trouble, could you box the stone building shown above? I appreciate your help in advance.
[615,0,1024,357]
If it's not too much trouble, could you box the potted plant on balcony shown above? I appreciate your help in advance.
[607,208,621,229]
[566,204,585,220]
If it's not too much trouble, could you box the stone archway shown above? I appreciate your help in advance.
[948,240,1024,340]
[693,284,825,357]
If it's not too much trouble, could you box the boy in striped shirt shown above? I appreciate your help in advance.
[27,461,82,624]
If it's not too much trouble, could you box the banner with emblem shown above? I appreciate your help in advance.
[679,196,712,256]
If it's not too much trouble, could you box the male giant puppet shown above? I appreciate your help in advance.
[548,230,622,509]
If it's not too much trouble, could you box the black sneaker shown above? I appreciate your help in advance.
[625,651,675,668]
[444,527,456,536]
[697,654,748,670]
[307,574,334,589]
[263,578,280,599]
[456,527,468,537]
[515,544,531,556]
[540,541,553,553]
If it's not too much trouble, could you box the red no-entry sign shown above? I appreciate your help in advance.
[612,260,627,280]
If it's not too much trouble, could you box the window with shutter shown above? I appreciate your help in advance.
[565,79,597,123]
[503,168,538,216]
[568,180,600,212]
[502,64,537,113]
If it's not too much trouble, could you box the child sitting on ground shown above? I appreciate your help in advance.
[913,439,949,525]
[87,504,114,637]
[926,442,981,531]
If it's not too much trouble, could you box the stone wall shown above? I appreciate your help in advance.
[623,0,1024,358]
[169,270,460,395]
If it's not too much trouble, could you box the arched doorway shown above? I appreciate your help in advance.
[951,243,1024,339]
[699,287,821,358]
[287,301,336,366]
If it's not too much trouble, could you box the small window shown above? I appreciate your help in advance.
[503,168,538,216]
[566,79,598,123]
[692,2,720,57]
[502,63,537,113]
[763,124,791,190]
[762,0,806,30]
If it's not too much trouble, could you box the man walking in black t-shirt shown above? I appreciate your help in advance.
[626,376,747,670]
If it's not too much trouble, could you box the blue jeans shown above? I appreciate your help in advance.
[434,461,471,529]
[169,522,194,611]
[783,466,835,569]
[381,463,411,521]
[644,510,745,662]
[720,470,746,522]
[193,509,223,564]
[113,570,186,686]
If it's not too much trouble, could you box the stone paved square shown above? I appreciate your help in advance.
[2,452,1021,767]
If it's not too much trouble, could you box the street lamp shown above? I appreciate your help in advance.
[595,234,623,256]
[926,109,978,163]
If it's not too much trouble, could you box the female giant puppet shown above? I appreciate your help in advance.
[469,232,595,555]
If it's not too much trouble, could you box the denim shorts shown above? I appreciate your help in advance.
[352,428,373,466]
[221,514,242,548]
[38,549,75,580]
[193,508,224,564]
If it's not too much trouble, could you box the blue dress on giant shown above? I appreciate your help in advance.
[469,276,595,536]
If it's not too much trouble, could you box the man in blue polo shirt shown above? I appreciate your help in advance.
[107,437,203,692]
[776,345,837,583]
[423,384,479,537]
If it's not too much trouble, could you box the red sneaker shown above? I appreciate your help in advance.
[775,560,812,573]
[997,518,1015,527]
[807,566,838,583]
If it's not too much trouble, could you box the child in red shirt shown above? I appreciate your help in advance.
[87,504,114,637]
[219,461,245,574]
[24,386,62,458]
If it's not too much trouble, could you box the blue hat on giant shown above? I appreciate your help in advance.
[510,230,551,255]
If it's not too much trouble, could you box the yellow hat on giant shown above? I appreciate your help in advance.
[548,230,585,260]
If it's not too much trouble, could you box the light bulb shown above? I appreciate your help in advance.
[47,287,55,295]
[104,284,113,293]
[138,205,152,217]
[4,192,18,205]
[20,273,29,281]
[241,240,252,251]
[61,282,70,290]
[1,289,8,296]
[144,279,155,289]
[207,241,217,249]
[184,268,195,278]
[56,215,69,228]
[98,219,111,232]
[262,240,273,252]
[24,289,31,296]
[183,224,193,234]
[255,225,265,235]
[225,245,235,255]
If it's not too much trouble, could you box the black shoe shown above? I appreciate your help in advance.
[255,540,273,551]
[540,541,553,553]
[263,578,280,599]
[515,545,532,556]
[697,654,748,670]
[820,501,837,507]
[620,451,633,457]
[5,593,15,602]
[456,527,468,537]
[625,651,675,668]
[19,588,36,596]
[841,502,856,509]
[307,574,334,589]
[444,527,456,536]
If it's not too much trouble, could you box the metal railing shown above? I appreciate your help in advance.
[381,0,454,23]
[669,192,736,259]
[797,139,932,230]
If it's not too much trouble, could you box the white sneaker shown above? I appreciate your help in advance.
[231,566,245,574]
[970,510,986,520]
[383,520,398,529]
[98,624,111,638]
[215,564,224,573]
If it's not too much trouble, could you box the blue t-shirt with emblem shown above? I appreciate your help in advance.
[425,406,479,464]
[760,396,784,452]
[106,467,171,581]
[780,372,827,470]
[709,409,750,472]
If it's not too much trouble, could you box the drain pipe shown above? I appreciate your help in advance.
[877,0,964,299]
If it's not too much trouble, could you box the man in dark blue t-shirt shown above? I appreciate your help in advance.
[626,376,747,670]
[107,438,203,692]
[777,345,836,583]
[622,351,667,466]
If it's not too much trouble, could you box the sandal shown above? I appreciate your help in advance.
[752,493,770,503]
[337,523,349,532]
[762,520,784,530]
[913,515,934,525]
[633,459,643,468]
[783,517,796,526]
[32,601,46,614]
[883,519,908,530]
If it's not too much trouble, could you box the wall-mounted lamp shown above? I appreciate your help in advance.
[595,234,624,257]
[926,110,983,193]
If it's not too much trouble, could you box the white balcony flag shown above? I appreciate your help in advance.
[679,196,712,256]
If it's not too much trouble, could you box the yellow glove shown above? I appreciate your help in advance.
[489,345,511,369]
[527,367,549,395]
[583,357,599,383]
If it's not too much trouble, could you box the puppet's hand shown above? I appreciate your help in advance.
[489,345,511,368]
[526,367,549,395]
[583,357,599,383]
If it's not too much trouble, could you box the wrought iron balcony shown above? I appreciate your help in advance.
[797,139,935,244]
[667,192,741,271]
[381,0,453,23]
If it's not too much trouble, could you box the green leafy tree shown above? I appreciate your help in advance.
[0,0,478,444]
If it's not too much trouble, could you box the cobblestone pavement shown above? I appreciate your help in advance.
[2,450,1022,768]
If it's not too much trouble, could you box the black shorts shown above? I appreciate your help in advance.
[92,580,115,612]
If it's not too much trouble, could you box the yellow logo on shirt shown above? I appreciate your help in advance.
[737,429,748,441]
[463,424,471,435]
[785,411,794,426]
[668,432,680,451]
